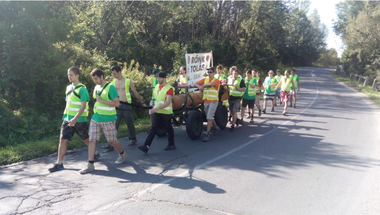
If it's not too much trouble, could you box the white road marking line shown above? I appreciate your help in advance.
[136,70,319,198]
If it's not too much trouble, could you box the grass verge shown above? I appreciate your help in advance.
[332,70,380,106]
[0,117,151,166]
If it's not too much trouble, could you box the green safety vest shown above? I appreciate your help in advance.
[281,76,292,91]
[112,78,132,104]
[215,74,227,81]
[151,77,158,100]
[265,77,277,91]
[255,77,261,93]
[275,75,283,82]
[93,83,116,116]
[178,74,188,93]
[64,84,89,117]
[244,77,256,97]
[291,74,299,88]
[203,77,219,101]
[229,78,244,97]
[153,84,174,114]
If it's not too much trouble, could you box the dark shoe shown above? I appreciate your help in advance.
[164,145,176,151]
[271,107,274,112]
[203,135,210,142]
[294,104,296,108]
[138,145,149,154]
[289,104,293,107]
[280,101,282,105]
[102,144,114,152]
[259,110,262,116]
[239,118,244,126]
[249,120,254,123]
[262,109,266,114]
[213,126,220,136]
[94,152,101,161]
[230,125,234,131]
[48,163,64,172]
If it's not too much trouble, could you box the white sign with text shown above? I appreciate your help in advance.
[185,51,212,87]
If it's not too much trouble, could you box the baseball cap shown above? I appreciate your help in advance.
[157,72,167,78]
[152,68,160,74]
[206,67,215,72]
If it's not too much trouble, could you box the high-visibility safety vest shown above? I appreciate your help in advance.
[255,77,261,93]
[178,74,188,93]
[112,78,131,103]
[244,77,256,97]
[291,74,299,88]
[281,76,292,91]
[93,83,116,115]
[153,84,174,114]
[229,78,244,97]
[265,77,277,91]
[152,77,158,99]
[275,75,283,82]
[64,84,89,117]
[203,77,219,101]
[215,74,227,81]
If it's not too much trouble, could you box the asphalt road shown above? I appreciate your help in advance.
[1,67,380,215]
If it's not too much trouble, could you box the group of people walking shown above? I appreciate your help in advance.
[48,65,299,174]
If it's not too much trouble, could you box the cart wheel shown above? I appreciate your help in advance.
[156,123,168,137]
[214,104,228,129]
[186,110,203,140]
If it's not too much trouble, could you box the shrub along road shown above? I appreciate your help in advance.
[1,67,380,215]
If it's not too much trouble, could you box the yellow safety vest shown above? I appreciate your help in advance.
[153,84,174,114]
[112,78,131,103]
[229,78,244,97]
[178,74,188,93]
[64,84,89,117]
[93,83,116,116]
[203,77,219,101]
[281,76,292,91]
[244,77,256,97]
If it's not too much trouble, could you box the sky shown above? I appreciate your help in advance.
[309,0,344,57]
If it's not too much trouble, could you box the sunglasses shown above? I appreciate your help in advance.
[207,71,214,74]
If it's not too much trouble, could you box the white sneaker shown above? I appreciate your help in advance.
[115,152,127,164]
[79,163,95,174]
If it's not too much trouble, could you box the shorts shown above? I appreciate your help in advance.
[89,119,117,142]
[229,98,241,112]
[280,91,290,103]
[290,88,298,95]
[242,98,255,109]
[275,88,281,98]
[204,101,218,120]
[264,93,276,100]
[149,100,155,115]
[60,121,89,140]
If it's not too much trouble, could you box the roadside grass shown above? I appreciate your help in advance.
[0,116,151,166]
[332,71,380,106]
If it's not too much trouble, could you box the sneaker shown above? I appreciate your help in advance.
[271,107,274,112]
[102,144,114,152]
[230,125,234,131]
[48,163,64,172]
[127,139,137,146]
[115,152,127,164]
[239,119,244,126]
[262,109,266,114]
[294,104,296,108]
[259,110,262,116]
[289,103,293,107]
[164,145,176,150]
[249,119,254,123]
[203,135,210,142]
[213,126,220,136]
[280,101,282,105]
[79,163,94,174]
[282,111,287,115]
[94,152,101,161]
[138,145,149,154]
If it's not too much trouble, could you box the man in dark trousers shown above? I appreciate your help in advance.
[138,72,176,153]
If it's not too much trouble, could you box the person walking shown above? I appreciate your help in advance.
[138,72,176,153]
[289,69,300,108]
[275,70,295,115]
[102,66,147,152]
[215,65,227,83]
[274,69,283,106]
[228,69,245,131]
[262,70,278,113]
[79,69,127,174]
[48,66,99,172]
[194,67,221,142]
[241,70,257,123]
[252,70,262,117]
